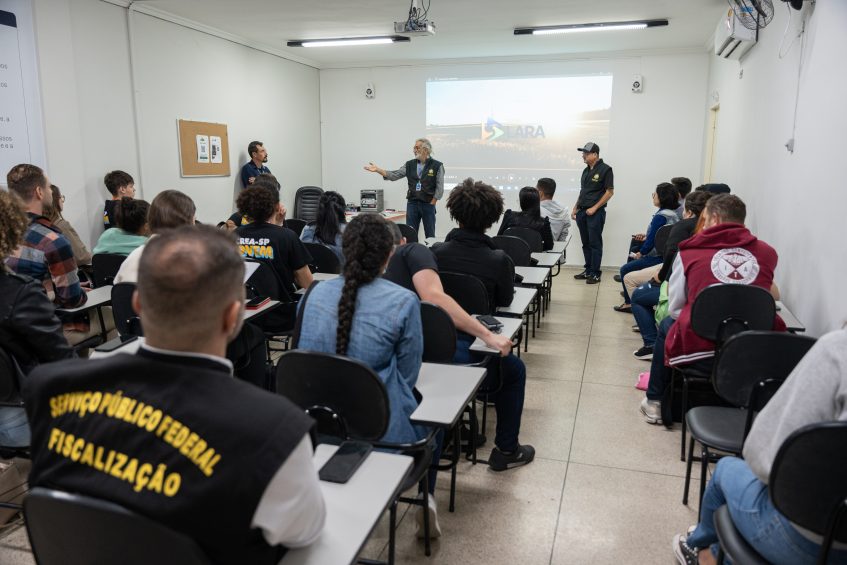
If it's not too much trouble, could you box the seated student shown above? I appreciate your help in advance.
[673,328,847,565]
[93,197,150,255]
[45,184,92,272]
[671,176,692,220]
[227,174,284,230]
[235,185,313,330]
[641,194,784,424]
[296,214,441,535]
[614,183,680,312]
[0,189,74,447]
[431,178,535,471]
[23,226,325,560]
[630,191,712,359]
[102,170,135,229]
[497,186,554,251]
[300,191,347,264]
[697,183,731,194]
[536,177,571,243]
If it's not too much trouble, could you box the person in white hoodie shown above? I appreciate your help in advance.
[537,178,571,261]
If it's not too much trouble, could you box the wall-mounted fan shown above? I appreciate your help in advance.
[727,0,775,30]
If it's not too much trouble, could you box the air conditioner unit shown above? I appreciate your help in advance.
[714,8,757,60]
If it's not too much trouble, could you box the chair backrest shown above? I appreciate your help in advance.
[245,259,293,302]
[276,350,389,441]
[504,227,543,253]
[654,224,673,256]
[303,242,342,274]
[398,223,419,243]
[690,284,776,347]
[713,331,816,409]
[770,422,847,558]
[0,347,24,405]
[111,283,143,338]
[284,218,306,237]
[92,253,127,288]
[420,302,457,363]
[293,186,324,223]
[492,235,532,267]
[439,271,491,315]
[25,487,211,565]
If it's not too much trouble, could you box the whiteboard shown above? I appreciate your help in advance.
[0,0,45,187]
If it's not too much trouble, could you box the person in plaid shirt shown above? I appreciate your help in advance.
[5,164,95,344]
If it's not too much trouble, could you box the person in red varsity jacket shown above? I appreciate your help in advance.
[641,194,784,425]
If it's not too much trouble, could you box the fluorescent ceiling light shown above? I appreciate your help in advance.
[515,19,669,36]
[288,36,410,48]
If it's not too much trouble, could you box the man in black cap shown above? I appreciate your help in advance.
[572,142,614,284]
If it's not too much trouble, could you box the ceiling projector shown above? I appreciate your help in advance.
[393,21,436,36]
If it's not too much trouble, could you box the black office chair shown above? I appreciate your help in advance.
[245,259,297,355]
[284,218,307,237]
[293,186,324,222]
[276,351,436,562]
[0,347,29,465]
[670,284,777,460]
[714,422,847,565]
[682,331,816,515]
[420,302,456,363]
[24,487,211,565]
[492,235,532,267]
[111,283,143,338]
[654,224,673,257]
[504,227,543,253]
[92,253,127,288]
[303,242,342,274]
[398,223,419,243]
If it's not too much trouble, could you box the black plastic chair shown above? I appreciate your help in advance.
[303,242,342,274]
[504,227,543,253]
[284,218,306,237]
[420,302,456,363]
[715,422,847,565]
[439,271,491,315]
[275,350,436,562]
[682,331,816,515]
[0,347,29,464]
[24,487,211,565]
[492,235,532,267]
[398,223,419,243]
[245,259,297,354]
[654,224,673,256]
[673,283,777,460]
[293,186,324,223]
[111,283,143,338]
[92,253,127,288]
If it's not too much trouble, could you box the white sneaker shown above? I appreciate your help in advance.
[415,494,442,539]
[640,397,663,425]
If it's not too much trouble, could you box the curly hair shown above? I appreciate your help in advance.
[336,214,393,355]
[655,182,679,210]
[446,178,504,232]
[314,191,346,245]
[236,185,278,224]
[114,197,150,234]
[0,189,28,259]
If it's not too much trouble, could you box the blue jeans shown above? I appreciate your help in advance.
[646,316,676,400]
[406,200,436,239]
[619,256,663,303]
[454,334,526,452]
[575,208,606,277]
[688,457,847,564]
[0,407,30,447]
[631,283,661,347]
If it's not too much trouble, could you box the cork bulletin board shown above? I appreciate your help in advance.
[177,119,230,177]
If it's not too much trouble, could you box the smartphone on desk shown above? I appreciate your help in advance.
[245,296,270,310]
[94,335,138,353]
[476,314,503,333]
[319,441,372,484]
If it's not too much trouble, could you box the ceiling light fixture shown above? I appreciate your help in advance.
[288,36,410,48]
[514,19,669,36]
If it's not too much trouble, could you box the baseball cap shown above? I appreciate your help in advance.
[577,142,600,154]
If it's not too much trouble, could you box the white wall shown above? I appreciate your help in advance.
[704,2,847,336]
[320,52,709,266]
[32,0,322,247]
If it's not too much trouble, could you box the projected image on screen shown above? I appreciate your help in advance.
[426,75,613,194]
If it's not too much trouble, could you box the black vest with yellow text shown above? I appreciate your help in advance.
[23,350,314,565]
[405,158,442,202]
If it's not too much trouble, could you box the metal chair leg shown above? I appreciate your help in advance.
[683,435,696,505]
[680,376,689,461]
[388,501,397,565]
[421,479,431,556]
[698,446,709,522]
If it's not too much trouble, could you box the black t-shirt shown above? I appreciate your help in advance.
[104,199,118,228]
[577,158,614,208]
[235,223,312,295]
[383,243,439,292]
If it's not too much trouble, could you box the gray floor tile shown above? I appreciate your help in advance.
[583,335,651,387]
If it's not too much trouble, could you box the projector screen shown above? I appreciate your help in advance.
[425,75,613,197]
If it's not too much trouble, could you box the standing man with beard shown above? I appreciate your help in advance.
[572,142,614,284]
[240,141,272,189]
[363,138,444,239]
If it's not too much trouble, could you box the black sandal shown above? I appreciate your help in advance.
[613,304,632,313]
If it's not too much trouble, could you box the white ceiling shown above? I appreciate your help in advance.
[141,0,729,68]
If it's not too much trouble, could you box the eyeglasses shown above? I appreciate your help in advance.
[60,195,66,201]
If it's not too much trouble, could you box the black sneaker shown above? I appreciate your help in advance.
[488,444,535,471]
[574,270,589,280]
[672,534,699,565]
[613,274,622,283]
[586,275,601,285]
[633,345,653,360]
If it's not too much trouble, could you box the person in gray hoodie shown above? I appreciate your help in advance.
[536,177,571,242]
